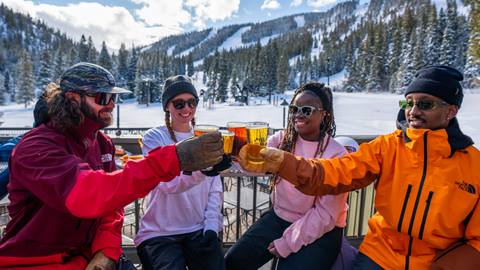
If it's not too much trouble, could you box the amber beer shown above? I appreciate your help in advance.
[227,122,247,156]
[194,125,219,136]
[220,130,234,155]
[246,122,269,165]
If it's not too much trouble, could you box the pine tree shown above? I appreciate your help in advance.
[455,16,469,71]
[387,20,402,78]
[186,53,194,77]
[464,1,480,88]
[117,43,129,87]
[216,55,228,102]
[398,30,416,94]
[0,72,5,105]
[230,68,241,98]
[366,25,386,92]
[78,35,89,62]
[98,41,112,71]
[439,0,458,67]
[425,4,442,66]
[126,46,138,94]
[53,49,65,80]
[276,51,289,92]
[412,28,425,71]
[87,36,97,64]
[16,50,35,107]
[4,70,11,100]
[67,47,78,66]
[37,48,52,92]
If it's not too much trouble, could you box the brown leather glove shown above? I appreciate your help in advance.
[85,251,115,270]
[238,145,284,174]
[176,132,224,171]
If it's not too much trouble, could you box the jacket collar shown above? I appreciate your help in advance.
[396,109,473,157]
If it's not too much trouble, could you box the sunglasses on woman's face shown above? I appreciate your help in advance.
[171,98,198,110]
[81,92,118,106]
[399,99,448,111]
[288,105,323,117]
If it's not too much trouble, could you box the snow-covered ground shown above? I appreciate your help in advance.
[218,26,251,52]
[2,91,479,145]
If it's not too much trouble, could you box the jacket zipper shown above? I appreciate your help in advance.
[405,132,429,270]
[418,191,434,240]
[397,184,413,232]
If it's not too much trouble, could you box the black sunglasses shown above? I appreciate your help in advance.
[399,99,448,111]
[288,105,323,117]
[81,92,118,106]
[171,98,198,110]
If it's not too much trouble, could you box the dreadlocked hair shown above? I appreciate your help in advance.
[164,111,196,143]
[273,82,336,186]
[44,82,84,133]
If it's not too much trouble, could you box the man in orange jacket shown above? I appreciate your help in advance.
[238,65,480,270]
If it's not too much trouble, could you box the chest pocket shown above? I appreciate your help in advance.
[423,183,478,240]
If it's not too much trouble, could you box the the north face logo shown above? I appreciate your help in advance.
[455,181,476,194]
[101,153,113,163]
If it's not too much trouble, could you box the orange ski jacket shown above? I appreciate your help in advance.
[277,119,480,270]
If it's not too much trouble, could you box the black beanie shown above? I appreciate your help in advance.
[405,65,464,107]
[162,75,198,112]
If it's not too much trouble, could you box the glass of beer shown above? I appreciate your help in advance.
[194,124,219,136]
[227,122,248,156]
[246,122,269,165]
[220,130,235,155]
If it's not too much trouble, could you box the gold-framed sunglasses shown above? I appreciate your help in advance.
[399,99,448,111]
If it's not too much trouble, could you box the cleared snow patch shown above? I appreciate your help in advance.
[294,15,305,28]
[179,28,218,57]
[218,26,251,51]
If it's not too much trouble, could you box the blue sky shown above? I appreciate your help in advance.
[1,0,345,50]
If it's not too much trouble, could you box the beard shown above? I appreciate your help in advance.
[80,98,113,128]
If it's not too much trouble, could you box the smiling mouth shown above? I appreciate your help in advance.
[408,118,425,127]
[178,112,192,118]
[294,119,307,126]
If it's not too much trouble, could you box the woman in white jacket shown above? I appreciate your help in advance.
[135,75,229,270]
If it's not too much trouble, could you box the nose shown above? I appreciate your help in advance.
[408,104,422,117]
[105,99,115,108]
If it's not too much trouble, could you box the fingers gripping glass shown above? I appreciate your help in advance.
[171,98,199,110]
[399,100,448,111]
[288,105,323,117]
[82,92,118,106]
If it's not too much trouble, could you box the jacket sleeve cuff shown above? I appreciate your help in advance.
[203,222,220,234]
[99,247,122,262]
[273,238,293,258]
[91,231,122,262]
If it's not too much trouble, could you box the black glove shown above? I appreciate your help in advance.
[201,154,232,176]
[176,132,224,172]
[198,230,219,253]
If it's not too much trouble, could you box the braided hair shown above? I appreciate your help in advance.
[164,110,196,143]
[279,82,336,156]
[272,82,336,187]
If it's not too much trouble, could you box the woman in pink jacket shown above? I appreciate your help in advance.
[225,82,348,270]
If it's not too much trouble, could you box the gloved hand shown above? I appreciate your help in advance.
[176,132,224,172]
[198,230,219,253]
[238,145,285,174]
[85,251,115,270]
[201,154,232,176]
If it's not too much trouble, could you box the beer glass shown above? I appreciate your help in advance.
[220,130,235,155]
[246,122,269,165]
[194,124,219,136]
[226,122,248,156]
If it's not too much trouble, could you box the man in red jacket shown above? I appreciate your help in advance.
[0,62,223,270]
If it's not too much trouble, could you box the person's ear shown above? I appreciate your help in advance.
[446,105,459,121]
[65,92,81,105]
